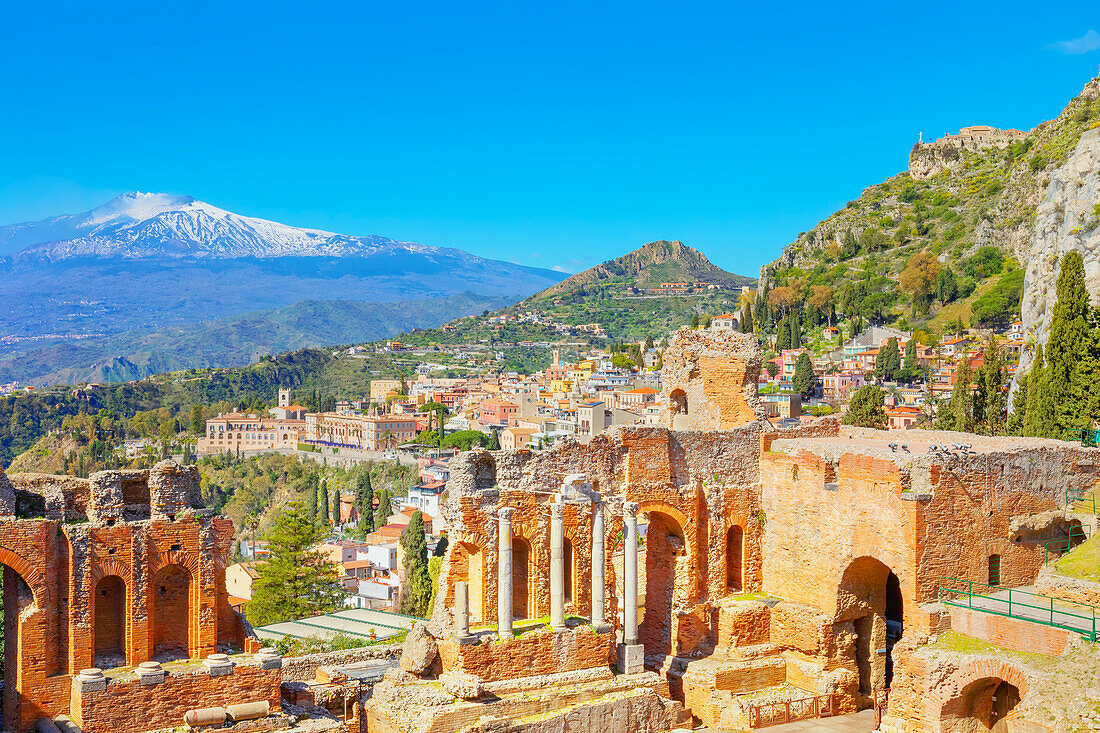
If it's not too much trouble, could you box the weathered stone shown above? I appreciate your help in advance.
[401,622,440,675]
[440,670,485,700]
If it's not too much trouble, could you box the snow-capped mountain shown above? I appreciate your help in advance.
[0,192,471,261]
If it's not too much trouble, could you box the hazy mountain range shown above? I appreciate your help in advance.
[0,192,564,385]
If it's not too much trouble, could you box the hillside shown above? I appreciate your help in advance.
[531,240,754,301]
[4,292,512,387]
[757,69,1100,345]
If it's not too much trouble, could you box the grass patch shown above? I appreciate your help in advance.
[931,631,1053,667]
[1054,535,1100,583]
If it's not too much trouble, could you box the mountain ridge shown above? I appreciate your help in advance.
[530,239,754,301]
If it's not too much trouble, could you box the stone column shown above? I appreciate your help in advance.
[497,507,515,640]
[590,500,610,632]
[550,497,566,632]
[622,501,639,646]
[455,581,475,644]
[618,501,644,674]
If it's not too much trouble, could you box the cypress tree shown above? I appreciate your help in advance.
[356,473,375,534]
[374,488,392,530]
[793,352,816,398]
[1045,251,1091,432]
[246,502,346,626]
[776,316,791,350]
[978,335,1006,435]
[1007,368,1029,435]
[940,356,974,433]
[789,311,802,348]
[320,481,329,526]
[1069,304,1100,430]
[876,337,901,382]
[331,486,342,526]
[902,339,917,381]
[399,511,433,617]
[1023,344,1056,437]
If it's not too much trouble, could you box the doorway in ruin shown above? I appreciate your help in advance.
[941,677,1023,731]
[726,525,744,593]
[841,557,903,705]
[640,511,686,655]
[152,565,191,659]
[513,537,531,620]
[0,566,36,730]
[94,576,126,667]
[454,542,485,623]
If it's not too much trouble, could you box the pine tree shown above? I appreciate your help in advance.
[793,352,816,398]
[842,386,887,429]
[399,511,433,617]
[1023,344,1057,438]
[1046,251,1092,432]
[246,502,346,626]
[320,481,330,526]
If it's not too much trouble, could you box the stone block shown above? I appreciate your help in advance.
[617,643,644,675]
[136,661,165,686]
[203,653,234,677]
[73,668,107,694]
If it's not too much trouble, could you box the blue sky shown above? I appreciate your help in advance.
[1,2,1099,276]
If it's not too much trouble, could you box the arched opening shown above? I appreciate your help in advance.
[726,525,744,593]
[838,557,903,707]
[670,390,689,430]
[0,565,36,730]
[152,565,191,659]
[93,575,126,667]
[640,511,686,655]
[513,537,531,620]
[941,677,1023,731]
[563,537,574,606]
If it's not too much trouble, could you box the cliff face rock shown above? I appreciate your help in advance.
[1018,128,1100,378]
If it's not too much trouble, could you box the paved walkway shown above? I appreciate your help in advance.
[699,709,875,733]
[943,585,1098,636]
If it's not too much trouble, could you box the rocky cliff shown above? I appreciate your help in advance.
[1019,127,1100,377]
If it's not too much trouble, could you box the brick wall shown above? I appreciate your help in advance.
[948,606,1075,656]
[71,664,281,733]
[439,627,613,682]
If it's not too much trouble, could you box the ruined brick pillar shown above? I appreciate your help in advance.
[497,507,514,640]
[149,460,200,520]
[88,471,125,525]
[0,468,14,517]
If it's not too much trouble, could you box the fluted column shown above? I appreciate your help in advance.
[591,499,609,632]
[622,501,639,646]
[497,507,515,639]
[550,497,566,631]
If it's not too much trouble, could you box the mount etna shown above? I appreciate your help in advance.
[0,192,564,385]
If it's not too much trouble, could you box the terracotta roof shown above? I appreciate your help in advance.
[624,387,658,394]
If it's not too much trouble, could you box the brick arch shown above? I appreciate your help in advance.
[148,548,202,579]
[835,554,904,621]
[638,501,694,656]
[0,544,48,608]
[511,526,542,619]
[931,659,1030,711]
[89,557,132,588]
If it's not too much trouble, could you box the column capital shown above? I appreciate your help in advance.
[497,507,515,521]
[623,501,639,518]
[550,500,565,518]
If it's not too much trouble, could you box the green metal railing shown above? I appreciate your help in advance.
[938,577,1099,643]
[1043,525,1093,565]
[1067,486,1098,514]
[1064,428,1099,447]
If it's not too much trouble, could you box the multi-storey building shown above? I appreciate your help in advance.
[303,412,417,452]
[196,412,304,454]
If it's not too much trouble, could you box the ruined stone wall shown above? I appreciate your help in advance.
[0,462,244,732]
[439,628,614,679]
[659,328,766,431]
[70,663,281,733]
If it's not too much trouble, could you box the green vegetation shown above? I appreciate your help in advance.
[931,631,1053,666]
[1054,535,1100,582]
[246,502,346,626]
[842,386,887,429]
[399,511,432,618]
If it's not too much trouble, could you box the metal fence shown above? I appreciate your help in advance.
[1043,525,1093,565]
[1067,486,1098,514]
[938,577,1099,643]
[747,694,836,728]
